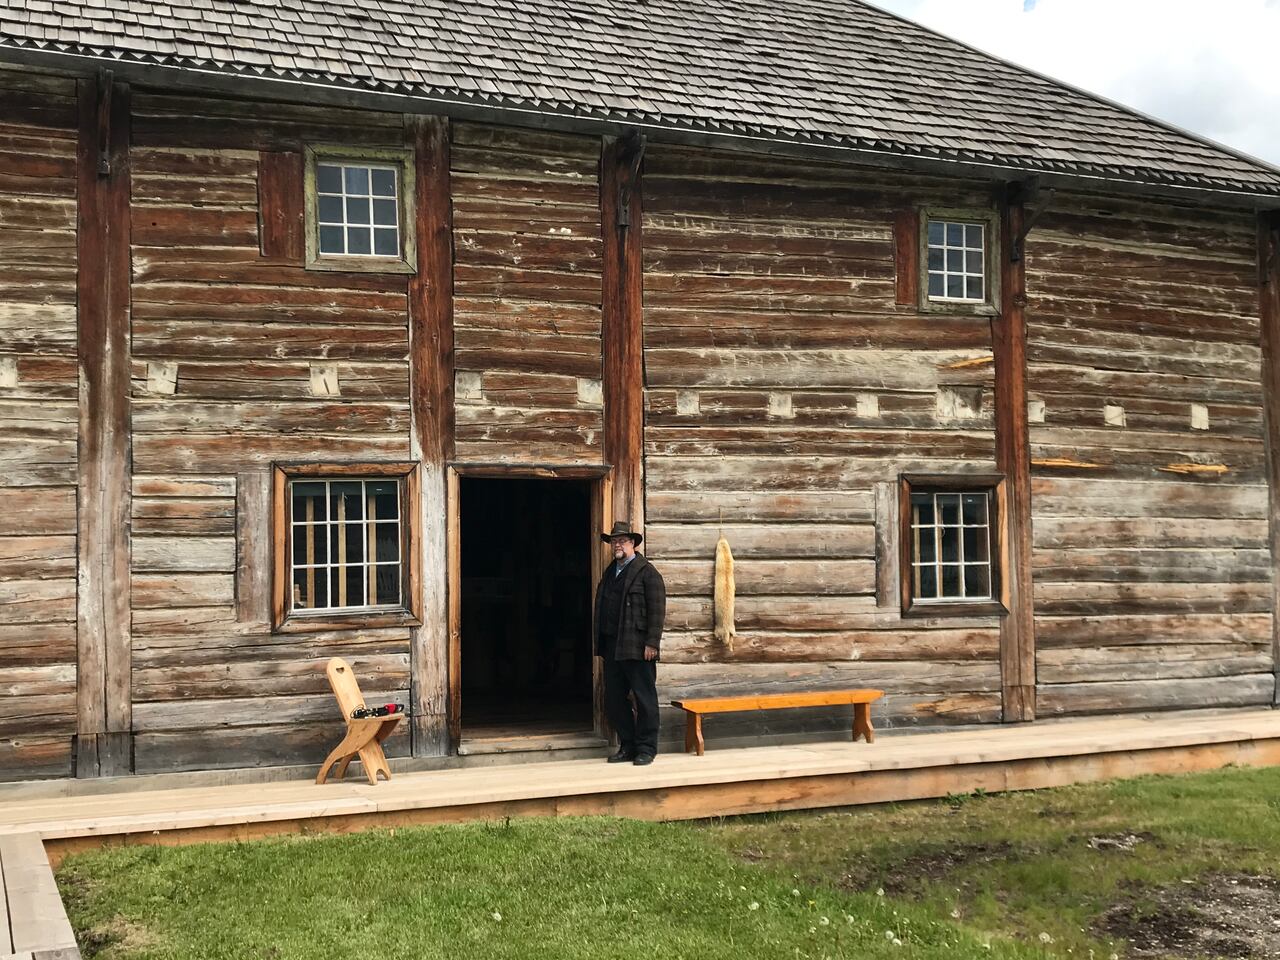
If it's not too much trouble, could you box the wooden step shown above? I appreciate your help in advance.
[0,833,79,959]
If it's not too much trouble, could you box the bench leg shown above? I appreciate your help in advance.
[684,712,695,754]
[692,714,705,756]
[853,702,875,744]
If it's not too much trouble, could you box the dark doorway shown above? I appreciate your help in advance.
[459,477,595,738]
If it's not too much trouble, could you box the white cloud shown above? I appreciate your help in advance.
[870,0,1280,167]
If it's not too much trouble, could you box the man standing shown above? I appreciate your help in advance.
[595,520,666,765]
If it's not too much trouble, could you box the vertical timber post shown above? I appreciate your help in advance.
[75,71,133,777]
[407,115,455,755]
[994,183,1036,722]
[1259,211,1280,706]
[600,134,646,535]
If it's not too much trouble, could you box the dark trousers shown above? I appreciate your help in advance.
[602,652,659,757]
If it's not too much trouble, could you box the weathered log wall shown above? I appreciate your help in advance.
[451,124,604,463]
[0,68,79,780]
[126,92,414,772]
[1025,194,1275,714]
[641,146,1007,732]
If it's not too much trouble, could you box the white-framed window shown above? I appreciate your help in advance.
[303,145,416,273]
[927,220,986,302]
[271,463,421,630]
[290,478,402,613]
[899,475,1006,616]
[315,162,401,257]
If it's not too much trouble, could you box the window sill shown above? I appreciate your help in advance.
[900,599,1007,619]
[305,255,416,275]
[273,609,422,634]
[919,299,999,317]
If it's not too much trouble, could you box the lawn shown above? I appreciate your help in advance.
[58,765,1280,960]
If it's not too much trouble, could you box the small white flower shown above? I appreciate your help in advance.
[893,938,903,947]
[846,915,855,924]
[820,916,830,926]
[982,944,992,951]
[810,927,817,934]
[876,887,886,897]
[1110,954,1120,960]
[951,909,962,919]
[740,885,747,891]
[886,931,896,941]
[1039,933,1054,944]
[491,911,502,922]
[749,902,761,911]
[792,888,801,897]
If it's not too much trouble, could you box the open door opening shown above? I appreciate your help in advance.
[459,476,596,741]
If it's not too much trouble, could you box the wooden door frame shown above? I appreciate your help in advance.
[445,463,613,751]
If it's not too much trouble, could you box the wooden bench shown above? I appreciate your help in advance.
[315,657,402,786]
[672,689,884,756]
[0,832,81,959]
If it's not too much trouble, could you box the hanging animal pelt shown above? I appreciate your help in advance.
[713,535,737,653]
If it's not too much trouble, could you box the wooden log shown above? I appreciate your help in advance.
[1259,211,1280,705]
[406,114,453,757]
[994,184,1034,722]
[601,134,645,531]
[1036,673,1273,716]
[76,73,133,776]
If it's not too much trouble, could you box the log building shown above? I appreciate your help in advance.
[1,1,1278,782]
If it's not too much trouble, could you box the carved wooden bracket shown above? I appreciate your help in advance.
[1008,177,1054,263]
[616,131,646,229]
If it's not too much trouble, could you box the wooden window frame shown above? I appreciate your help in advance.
[917,206,1001,316]
[898,473,1009,618]
[303,144,417,274]
[271,462,422,632]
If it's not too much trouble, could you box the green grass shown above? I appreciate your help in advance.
[58,765,1280,960]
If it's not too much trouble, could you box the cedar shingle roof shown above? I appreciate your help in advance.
[3,0,1279,198]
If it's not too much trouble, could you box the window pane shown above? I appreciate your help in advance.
[967,277,984,301]
[927,248,943,271]
[375,523,399,563]
[373,198,398,226]
[911,494,934,525]
[375,565,401,605]
[345,564,364,606]
[292,482,326,521]
[917,528,937,563]
[941,564,962,597]
[938,494,961,526]
[344,522,366,566]
[344,166,370,194]
[939,525,960,563]
[330,482,363,521]
[293,566,329,609]
[371,168,397,197]
[347,227,372,255]
[317,164,342,193]
[947,249,963,271]
[966,250,983,273]
[928,273,945,298]
[966,224,984,248]
[946,274,964,298]
[319,225,344,254]
[346,197,371,224]
[946,222,964,245]
[916,564,937,599]
[318,195,344,224]
[963,525,989,561]
[961,493,988,525]
[369,481,399,520]
[964,564,990,598]
[373,228,399,256]
[928,220,944,245]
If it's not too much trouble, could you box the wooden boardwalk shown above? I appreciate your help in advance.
[4,710,1278,868]
[0,832,80,959]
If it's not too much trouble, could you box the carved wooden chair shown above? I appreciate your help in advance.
[315,657,401,786]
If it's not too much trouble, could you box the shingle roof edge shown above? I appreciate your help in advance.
[4,38,1279,209]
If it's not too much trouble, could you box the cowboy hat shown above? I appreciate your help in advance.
[601,520,642,546]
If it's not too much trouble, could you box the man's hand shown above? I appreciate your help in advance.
[643,645,658,661]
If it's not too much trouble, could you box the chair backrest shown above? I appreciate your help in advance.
[326,657,366,720]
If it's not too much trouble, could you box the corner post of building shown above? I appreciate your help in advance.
[75,69,134,777]
[600,132,646,533]
[994,180,1036,722]
[1258,209,1280,706]
[406,114,455,754]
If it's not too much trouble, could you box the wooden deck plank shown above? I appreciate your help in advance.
[0,712,1275,862]
[0,834,77,953]
[0,830,13,954]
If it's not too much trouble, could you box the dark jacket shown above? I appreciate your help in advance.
[594,553,666,661]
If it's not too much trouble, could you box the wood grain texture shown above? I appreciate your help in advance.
[993,186,1035,721]
[406,114,453,757]
[257,150,304,262]
[1259,211,1280,704]
[75,73,133,777]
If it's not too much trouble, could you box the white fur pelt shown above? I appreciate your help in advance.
[713,535,737,652]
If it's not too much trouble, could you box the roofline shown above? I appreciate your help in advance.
[2,42,1278,212]
[857,0,1280,184]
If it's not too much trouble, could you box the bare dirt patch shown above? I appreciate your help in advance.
[79,915,160,959]
[1098,875,1280,959]
[835,841,1020,895]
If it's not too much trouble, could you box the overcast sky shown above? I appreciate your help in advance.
[869,0,1280,169]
